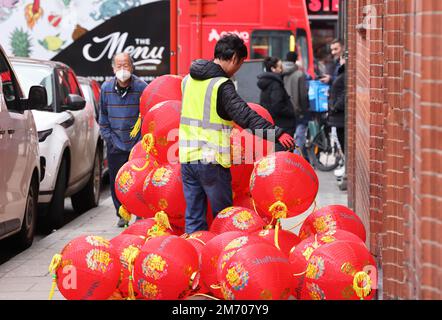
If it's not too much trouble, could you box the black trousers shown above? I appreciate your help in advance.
[108,151,130,217]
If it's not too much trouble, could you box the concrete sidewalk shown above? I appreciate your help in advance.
[0,170,347,300]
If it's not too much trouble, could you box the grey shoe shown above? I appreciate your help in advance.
[117,218,128,228]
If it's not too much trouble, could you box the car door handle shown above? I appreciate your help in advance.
[7,129,15,134]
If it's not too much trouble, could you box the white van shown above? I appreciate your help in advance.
[0,45,47,249]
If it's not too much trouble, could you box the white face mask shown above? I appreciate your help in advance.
[115,69,131,82]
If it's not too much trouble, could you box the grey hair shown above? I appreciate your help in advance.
[111,52,134,68]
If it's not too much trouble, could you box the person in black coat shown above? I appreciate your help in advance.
[257,57,296,151]
[327,55,346,153]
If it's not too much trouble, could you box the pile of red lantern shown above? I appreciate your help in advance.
[47,74,377,301]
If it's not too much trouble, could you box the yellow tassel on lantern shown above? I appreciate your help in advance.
[130,114,142,138]
[48,254,62,300]
[124,246,141,300]
[154,211,172,230]
[274,220,281,250]
[353,271,372,300]
[269,201,288,219]
[119,206,132,224]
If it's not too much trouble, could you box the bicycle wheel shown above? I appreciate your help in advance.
[307,127,341,172]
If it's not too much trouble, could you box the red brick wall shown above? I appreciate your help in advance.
[347,0,442,299]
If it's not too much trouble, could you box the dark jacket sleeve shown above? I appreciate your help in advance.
[268,82,296,118]
[330,73,346,113]
[298,73,310,113]
[217,80,284,140]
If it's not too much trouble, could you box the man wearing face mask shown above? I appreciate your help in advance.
[99,52,147,227]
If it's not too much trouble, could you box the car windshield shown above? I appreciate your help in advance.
[12,63,54,111]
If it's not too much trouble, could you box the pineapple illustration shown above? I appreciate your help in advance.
[10,28,32,57]
[39,34,65,52]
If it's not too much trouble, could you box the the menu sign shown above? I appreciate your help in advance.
[53,1,170,84]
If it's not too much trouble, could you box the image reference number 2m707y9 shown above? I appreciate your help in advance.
[171,304,270,317]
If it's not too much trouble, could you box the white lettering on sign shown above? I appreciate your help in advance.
[208,29,250,43]
[82,32,165,66]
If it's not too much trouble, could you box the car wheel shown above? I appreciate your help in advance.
[44,158,67,231]
[12,177,38,250]
[71,149,102,214]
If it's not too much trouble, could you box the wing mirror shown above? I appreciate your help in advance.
[28,85,48,110]
[64,94,86,111]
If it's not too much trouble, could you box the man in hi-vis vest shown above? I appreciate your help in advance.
[179,34,295,234]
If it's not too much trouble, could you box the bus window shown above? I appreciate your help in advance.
[251,30,292,59]
[295,29,309,72]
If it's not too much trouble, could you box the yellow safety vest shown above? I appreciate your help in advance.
[179,75,234,168]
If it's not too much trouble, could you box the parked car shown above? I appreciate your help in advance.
[77,76,108,179]
[0,45,47,248]
[10,57,103,231]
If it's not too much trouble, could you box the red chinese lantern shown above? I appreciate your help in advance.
[184,231,217,294]
[48,235,121,300]
[200,231,246,297]
[289,230,365,299]
[139,74,183,118]
[230,163,254,199]
[299,205,366,242]
[185,231,217,257]
[233,194,270,224]
[142,163,185,221]
[250,152,319,222]
[301,240,377,300]
[140,100,182,164]
[115,158,159,221]
[219,243,294,300]
[121,213,174,239]
[128,134,158,162]
[209,206,266,234]
[110,234,146,299]
[254,227,301,257]
[216,234,266,284]
[231,102,275,163]
[133,235,199,299]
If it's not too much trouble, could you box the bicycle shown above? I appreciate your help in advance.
[304,112,343,172]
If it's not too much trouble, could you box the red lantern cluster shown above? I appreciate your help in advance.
[299,205,366,242]
[52,235,121,300]
[230,103,274,198]
[250,152,319,222]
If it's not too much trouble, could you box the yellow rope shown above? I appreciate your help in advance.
[210,284,221,290]
[129,114,142,138]
[274,220,281,250]
[353,271,372,300]
[131,159,150,172]
[48,254,62,300]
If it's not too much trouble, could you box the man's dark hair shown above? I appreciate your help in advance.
[331,38,344,47]
[263,56,281,72]
[286,51,298,63]
[214,34,248,62]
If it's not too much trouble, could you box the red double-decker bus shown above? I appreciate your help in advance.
[173,0,315,78]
